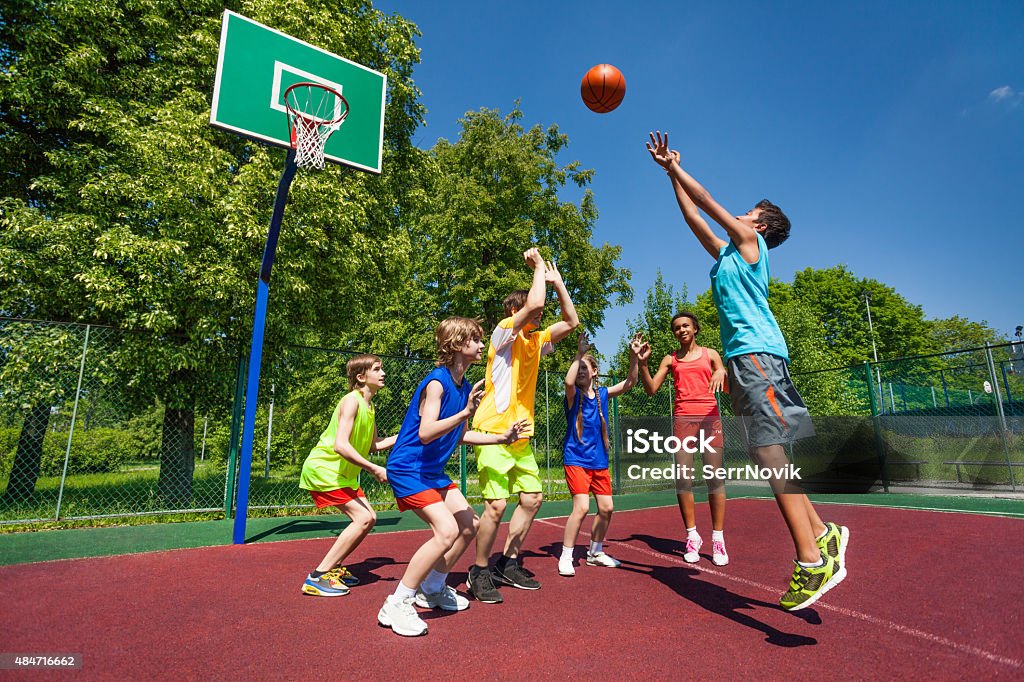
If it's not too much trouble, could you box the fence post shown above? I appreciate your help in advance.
[864,362,889,493]
[265,382,275,479]
[55,324,91,521]
[985,346,1015,490]
[459,445,467,494]
[1001,362,1014,420]
[224,353,247,518]
[940,370,950,407]
[611,373,621,495]
[545,370,551,497]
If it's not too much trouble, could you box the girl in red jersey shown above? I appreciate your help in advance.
[639,312,730,565]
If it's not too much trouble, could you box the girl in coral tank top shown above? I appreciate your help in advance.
[639,312,730,566]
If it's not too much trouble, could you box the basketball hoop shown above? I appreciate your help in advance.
[283,82,350,169]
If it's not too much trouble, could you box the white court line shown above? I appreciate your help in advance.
[536,517,1022,670]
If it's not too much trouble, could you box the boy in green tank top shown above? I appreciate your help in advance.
[299,354,396,597]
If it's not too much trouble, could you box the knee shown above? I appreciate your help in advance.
[459,512,480,539]
[485,499,507,520]
[353,510,376,532]
[519,493,543,513]
[436,520,459,548]
[571,497,590,517]
[597,501,614,517]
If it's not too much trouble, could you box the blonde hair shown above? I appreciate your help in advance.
[435,316,484,367]
[346,354,381,391]
[575,354,610,451]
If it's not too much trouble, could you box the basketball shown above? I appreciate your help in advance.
[581,64,626,113]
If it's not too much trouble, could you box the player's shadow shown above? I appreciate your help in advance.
[619,534,819,647]
[345,556,403,586]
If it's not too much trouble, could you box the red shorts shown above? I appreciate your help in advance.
[672,416,724,454]
[396,482,460,512]
[564,465,612,496]
[309,487,365,509]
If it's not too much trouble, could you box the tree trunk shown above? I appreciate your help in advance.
[2,402,51,504]
[157,369,196,508]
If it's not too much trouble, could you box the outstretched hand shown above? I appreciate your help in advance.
[464,379,486,418]
[523,247,545,270]
[628,333,644,356]
[646,131,674,169]
[577,329,592,355]
[543,260,563,286]
[501,419,530,444]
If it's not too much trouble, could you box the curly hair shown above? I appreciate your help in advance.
[755,199,791,249]
[435,316,484,367]
[670,311,701,335]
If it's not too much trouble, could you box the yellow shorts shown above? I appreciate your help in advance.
[476,439,542,499]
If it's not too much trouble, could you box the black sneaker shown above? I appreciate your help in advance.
[492,559,541,590]
[467,565,503,604]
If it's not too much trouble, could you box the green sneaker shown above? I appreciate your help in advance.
[816,522,849,569]
[779,554,846,611]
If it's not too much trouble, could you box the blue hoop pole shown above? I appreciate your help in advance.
[233,149,298,545]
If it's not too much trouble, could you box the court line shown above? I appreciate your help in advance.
[535,516,1022,670]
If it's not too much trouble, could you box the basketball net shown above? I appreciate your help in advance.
[284,82,349,170]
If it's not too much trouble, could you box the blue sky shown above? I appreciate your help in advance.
[379,0,1024,355]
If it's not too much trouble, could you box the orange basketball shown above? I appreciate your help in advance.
[581,64,626,113]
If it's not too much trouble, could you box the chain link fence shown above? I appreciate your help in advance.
[2,318,1022,527]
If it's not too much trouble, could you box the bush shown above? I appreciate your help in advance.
[40,428,135,475]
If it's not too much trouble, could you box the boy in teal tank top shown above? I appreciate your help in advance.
[646,132,850,612]
[299,354,396,597]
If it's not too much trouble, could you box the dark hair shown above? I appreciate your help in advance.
[346,354,381,391]
[670,312,701,335]
[503,290,529,317]
[755,199,791,249]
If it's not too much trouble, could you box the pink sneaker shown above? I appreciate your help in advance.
[712,538,729,566]
[683,535,702,563]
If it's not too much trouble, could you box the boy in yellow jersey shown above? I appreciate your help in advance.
[468,247,579,603]
[299,354,396,596]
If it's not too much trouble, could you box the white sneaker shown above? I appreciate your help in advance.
[377,595,428,637]
[558,557,576,576]
[586,551,621,568]
[415,585,469,612]
[712,538,729,566]
[684,535,702,563]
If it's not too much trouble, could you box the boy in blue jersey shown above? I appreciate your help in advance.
[377,317,527,637]
[646,132,849,611]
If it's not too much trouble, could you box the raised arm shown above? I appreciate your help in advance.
[564,330,591,408]
[510,248,548,337]
[608,333,643,398]
[639,344,673,396]
[543,260,580,344]
[650,131,760,264]
[333,395,388,483]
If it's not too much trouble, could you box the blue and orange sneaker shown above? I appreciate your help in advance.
[301,572,350,597]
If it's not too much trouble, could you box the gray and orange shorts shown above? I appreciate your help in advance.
[726,353,815,448]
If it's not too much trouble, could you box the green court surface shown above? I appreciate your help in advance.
[1,489,1021,566]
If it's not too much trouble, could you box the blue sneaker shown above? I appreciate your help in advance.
[301,573,350,597]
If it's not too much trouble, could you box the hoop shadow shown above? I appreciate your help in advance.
[245,516,402,543]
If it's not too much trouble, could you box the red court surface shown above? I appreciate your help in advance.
[1,498,1021,679]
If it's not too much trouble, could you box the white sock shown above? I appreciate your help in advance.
[589,540,603,555]
[687,527,700,541]
[712,530,724,542]
[392,582,417,601]
[815,525,829,540]
[560,545,575,561]
[797,557,825,569]
[421,569,447,594]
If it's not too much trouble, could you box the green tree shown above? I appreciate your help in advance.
[927,316,1002,352]
[791,266,934,366]
[0,0,425,504]
[384,105,633,367]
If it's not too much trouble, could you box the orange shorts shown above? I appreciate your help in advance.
[672,416,724,454]
[396,482,460,512]
[309,487,365,509]
[564,465,612,496]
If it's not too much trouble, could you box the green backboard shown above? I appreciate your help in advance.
[210,10,386,173]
